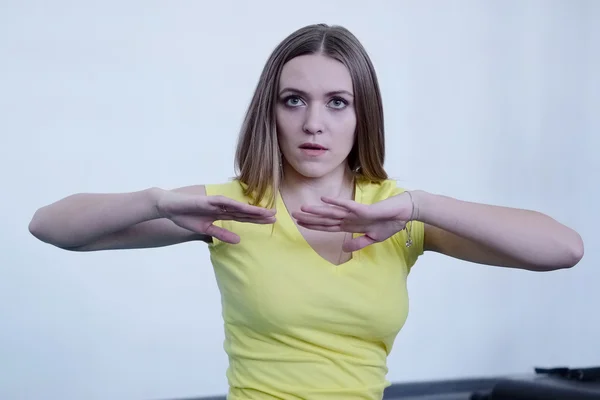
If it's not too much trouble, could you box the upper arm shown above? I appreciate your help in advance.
[72,184,211,252]
[424,223,526,269]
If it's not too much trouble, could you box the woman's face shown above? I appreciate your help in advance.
[276,53,356,179]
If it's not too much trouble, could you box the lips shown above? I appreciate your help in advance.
[299,143,328,150]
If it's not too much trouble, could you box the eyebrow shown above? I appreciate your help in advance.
[278,87,354,98]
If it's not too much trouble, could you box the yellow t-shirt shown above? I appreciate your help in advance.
[204,178,424,400]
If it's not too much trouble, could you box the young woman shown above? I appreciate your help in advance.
[29,24,584,400]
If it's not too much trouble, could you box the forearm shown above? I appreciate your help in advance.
[29,187,162,249]
[411,190,584,270]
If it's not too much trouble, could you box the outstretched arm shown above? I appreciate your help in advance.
[29,184,276,251]
[292,188,583,271]
[412,191,584,271]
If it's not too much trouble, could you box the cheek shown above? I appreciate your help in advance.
[276,110,299,143]
[336,113,357,146]
[276,107,356,146]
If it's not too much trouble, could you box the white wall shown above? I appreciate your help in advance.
[1,1,598,399]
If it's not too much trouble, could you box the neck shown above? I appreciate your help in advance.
[280,163,355,203]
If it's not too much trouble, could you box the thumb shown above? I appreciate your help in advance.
[204,224,241,244]
[343,234,376,252]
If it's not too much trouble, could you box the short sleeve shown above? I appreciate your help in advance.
[204,180,249,249]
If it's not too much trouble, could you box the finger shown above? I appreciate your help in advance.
[299,204,349,219]
[320,196,360,211]
[343,235,376,252]
[204,224,241,244]
[217,204,276,218]
[222,215,276,224]
[219,214,277,224]
[217,211,276,221]
[296,221,343,232]
[210,196,276,217]
[291,211,341,226]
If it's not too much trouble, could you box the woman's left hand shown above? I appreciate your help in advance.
[292,192,415,252]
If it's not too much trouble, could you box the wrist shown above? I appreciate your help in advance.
[146,187,167,219]
[406,190,428,222]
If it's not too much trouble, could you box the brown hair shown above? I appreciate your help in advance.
[234,23,387,207]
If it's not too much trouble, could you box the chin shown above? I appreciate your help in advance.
[285,160,346,179]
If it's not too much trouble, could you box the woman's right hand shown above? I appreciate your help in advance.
[155,189,276,244]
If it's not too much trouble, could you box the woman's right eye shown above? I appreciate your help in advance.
[284,96,304,107]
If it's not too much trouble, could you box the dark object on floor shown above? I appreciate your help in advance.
[382,376,499,399]
[534,365,600,382]
[482,365,600,400]
[166,377,500,400]
[166,365,600,400]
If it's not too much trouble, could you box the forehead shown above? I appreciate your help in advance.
[279,54,353,93]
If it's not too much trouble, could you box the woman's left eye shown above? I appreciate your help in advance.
[329,98,348,109]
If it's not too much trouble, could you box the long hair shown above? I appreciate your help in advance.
[234,23,387,207]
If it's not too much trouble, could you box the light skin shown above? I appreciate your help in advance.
[276,53,359,265]
[276,53,356,191]
[29,53,584,271]
[277,53,584,271]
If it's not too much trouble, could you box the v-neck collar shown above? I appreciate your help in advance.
[276,178,364,269]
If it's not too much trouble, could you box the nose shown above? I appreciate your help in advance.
[302,105,324,135]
